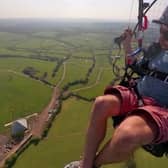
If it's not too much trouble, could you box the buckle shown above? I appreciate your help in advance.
[149,71,155,77]
[164,76,168,84]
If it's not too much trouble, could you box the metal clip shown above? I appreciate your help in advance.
[149,71,155,76]
[164,76,168,84]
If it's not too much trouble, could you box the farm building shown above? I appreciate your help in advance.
[11,119,28,137]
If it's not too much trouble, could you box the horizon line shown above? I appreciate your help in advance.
[0,17,136,22]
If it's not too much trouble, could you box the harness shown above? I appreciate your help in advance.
[149,71,168,83]
[112,42,168,157]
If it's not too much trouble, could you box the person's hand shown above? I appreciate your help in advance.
[122,28,134,65]
[122,28,133,48]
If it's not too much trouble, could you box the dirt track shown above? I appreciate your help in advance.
[31,87,60,137]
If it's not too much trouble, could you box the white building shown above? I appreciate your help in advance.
[11,119,28,137]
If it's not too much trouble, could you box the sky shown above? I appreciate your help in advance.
[0,0,139,20]
[0,0,164,21]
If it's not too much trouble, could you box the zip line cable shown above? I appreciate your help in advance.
[128,0,136,28]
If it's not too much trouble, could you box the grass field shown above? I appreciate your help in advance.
[0,58,59,85]
[59,60,93,88]
[0,71,52,131]
[70,66,100,91]
[74,69,114,98]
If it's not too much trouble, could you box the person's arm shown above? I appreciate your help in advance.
[122,29,137,65]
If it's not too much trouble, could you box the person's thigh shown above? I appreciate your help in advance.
[115,112,158,145]
[132,105,168,144]
[104,85,139,115]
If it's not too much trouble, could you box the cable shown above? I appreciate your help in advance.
[128,0,136,28]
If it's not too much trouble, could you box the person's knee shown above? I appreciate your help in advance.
[93,95,121,118]
[113,125,140,149]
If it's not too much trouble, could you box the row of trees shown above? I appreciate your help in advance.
[62,92,95,102]
[0,54,59,62]
[22,67,55,87]
[51,55,70,77]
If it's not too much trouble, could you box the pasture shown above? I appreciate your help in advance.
[0,71,52,131]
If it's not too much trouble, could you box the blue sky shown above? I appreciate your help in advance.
[0,0,163,20]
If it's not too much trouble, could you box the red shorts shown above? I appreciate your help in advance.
[104,85,168,144]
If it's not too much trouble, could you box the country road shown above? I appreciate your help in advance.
[31,87,60,137]
[56,62,66,88]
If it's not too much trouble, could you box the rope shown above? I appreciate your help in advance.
[143,0,167,45]
[128,0,136,28]
[111,0,166,85]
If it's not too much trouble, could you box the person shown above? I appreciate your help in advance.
[65,6,168,168]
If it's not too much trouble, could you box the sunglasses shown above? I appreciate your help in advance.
[160,26,168,41]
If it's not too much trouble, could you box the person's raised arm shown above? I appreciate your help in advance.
[122,29,135,65]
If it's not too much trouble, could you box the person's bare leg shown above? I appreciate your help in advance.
[82,94,121,168]
[94,112,158,167]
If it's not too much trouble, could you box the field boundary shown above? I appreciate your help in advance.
[72,68,103,92]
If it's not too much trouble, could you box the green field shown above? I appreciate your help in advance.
[74,69,114,98]
[59,60,93,88]
[0,71,52,131]
[0,58,58,83]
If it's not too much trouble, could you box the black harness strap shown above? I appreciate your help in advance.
[149,71,168,83]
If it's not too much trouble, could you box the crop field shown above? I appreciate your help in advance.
[59,60,93,88]
[0,20,168,168]
[69,66,100,91]
[74,69,114,98]
[0,58,66,85]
